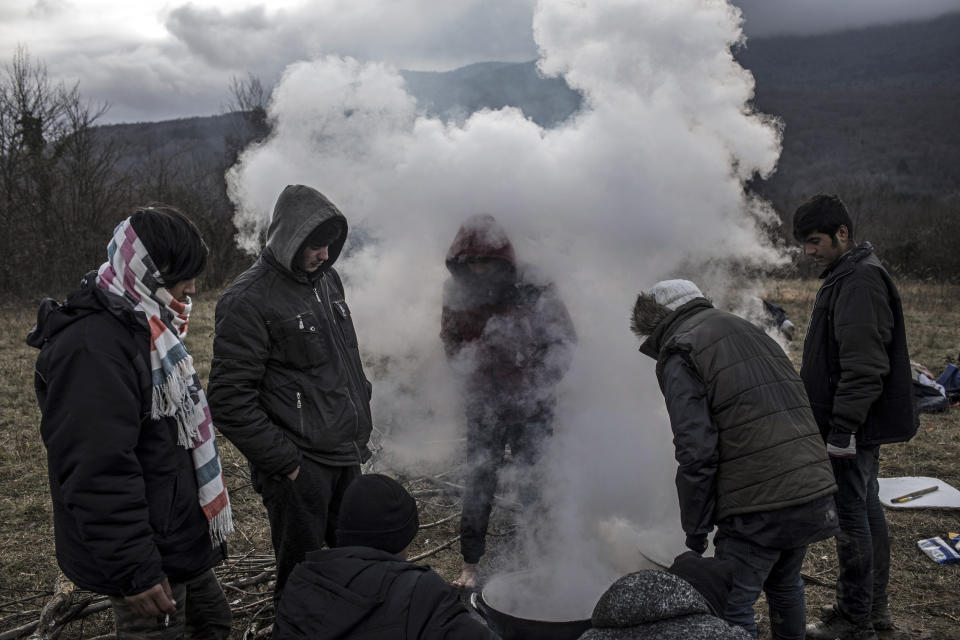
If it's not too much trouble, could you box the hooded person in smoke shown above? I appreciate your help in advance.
[440,213,577,589]
[208,184,373,605]
[631,279,839,640]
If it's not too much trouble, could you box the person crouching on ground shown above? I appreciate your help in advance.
[273,474,498,639]
[631,279,838,639]
[579,551,752,639]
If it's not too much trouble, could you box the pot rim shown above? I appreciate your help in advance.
[477,569,595,626]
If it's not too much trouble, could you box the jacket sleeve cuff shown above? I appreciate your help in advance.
[826,428,853,448]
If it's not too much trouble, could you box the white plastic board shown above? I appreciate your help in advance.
[878,476,960,509]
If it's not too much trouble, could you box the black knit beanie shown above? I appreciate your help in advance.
[336,474,420,554]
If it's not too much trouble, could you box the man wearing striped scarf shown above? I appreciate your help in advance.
[28,205,233,639]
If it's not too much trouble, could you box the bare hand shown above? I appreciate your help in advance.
[123,578,176,618]
[452,563,479,590]
[287,466,300,481]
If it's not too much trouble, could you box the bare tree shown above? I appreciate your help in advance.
[0,45,123,297]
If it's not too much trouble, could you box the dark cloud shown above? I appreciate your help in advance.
[5,0,957,124]
[165,1,537,72]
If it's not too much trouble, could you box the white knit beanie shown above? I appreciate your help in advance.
[651,279,704,310]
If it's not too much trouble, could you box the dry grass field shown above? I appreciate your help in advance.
[1,279,958,639]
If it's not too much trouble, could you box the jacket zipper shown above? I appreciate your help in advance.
[296,391,304,435]
[807,270,850,340]
[316,275,368,462]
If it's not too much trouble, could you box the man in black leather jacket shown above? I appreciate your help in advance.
[209,184,373,603]
[794,195,917,640]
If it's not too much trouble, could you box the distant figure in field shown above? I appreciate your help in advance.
[745,297,795,342]
[440,213,577,589]
[273,473,498,639]
[27,205,233,639]
[631,279,838,639]
[794,195,918,640]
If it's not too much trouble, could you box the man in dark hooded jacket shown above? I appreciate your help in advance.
[631,279,838,639]
[440,213,576,589]
[794,195,917,640]
[208,184,373,603]
[274,473,496,639]
[28,205,232,639]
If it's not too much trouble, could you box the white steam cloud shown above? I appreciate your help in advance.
[227,0,784,617]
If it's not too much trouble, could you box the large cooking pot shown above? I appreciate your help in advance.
[468,569,599,640]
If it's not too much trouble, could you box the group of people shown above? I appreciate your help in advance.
[630,194,917,640]
[27,186,915,640]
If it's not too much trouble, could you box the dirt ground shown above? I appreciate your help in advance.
[1,279,958,638]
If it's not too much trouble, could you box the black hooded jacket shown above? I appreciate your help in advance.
[273,547,496,639]
[801,242,918,446]
[208,185,373,476]
[27,277,222,596]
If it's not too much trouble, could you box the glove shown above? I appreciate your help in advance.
[685,533,708,554]
[826,430,857,457]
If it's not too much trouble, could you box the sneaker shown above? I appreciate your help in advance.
[820,603,895,632]
[806,605,878,640]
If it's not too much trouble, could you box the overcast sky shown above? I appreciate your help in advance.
[1,0,957,123]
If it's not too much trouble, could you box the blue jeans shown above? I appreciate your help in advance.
[714,536,807,639]
[832,445,889,623]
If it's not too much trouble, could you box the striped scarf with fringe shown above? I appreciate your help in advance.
[96,219,233,545]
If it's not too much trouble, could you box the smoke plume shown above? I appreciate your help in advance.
[226,0,785,618]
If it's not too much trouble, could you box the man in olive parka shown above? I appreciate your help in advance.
[632,279,837,639]
[209,184,373,602]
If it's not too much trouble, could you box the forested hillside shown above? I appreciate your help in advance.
[738,12,960,277]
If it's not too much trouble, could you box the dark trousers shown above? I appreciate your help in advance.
[715,537,808,639]
[832,445,889,623]
[109,569,231,640]
[460,413,552,565]
[254,458,360,602]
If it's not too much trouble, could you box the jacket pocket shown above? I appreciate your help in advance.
[147,475,179,536]
[268,311,330,370]
[330,297,360,348]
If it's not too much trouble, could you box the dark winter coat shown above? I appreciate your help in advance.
[440,214,576,422]
[27,278,222,596]
[801,242,918,446]
[273,546,497,639]
[639,299,836,533]
[578,570,751,640]
[209,185,373,476]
